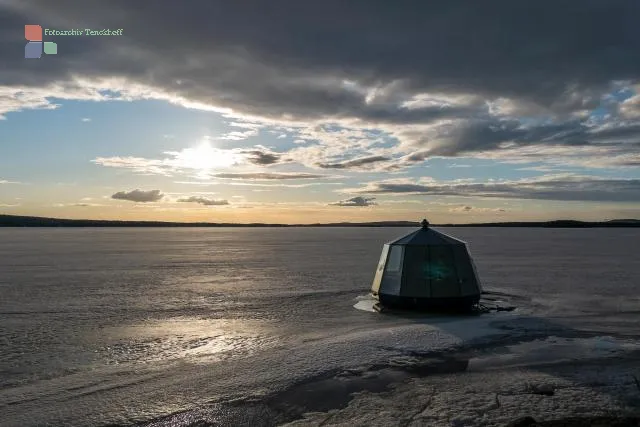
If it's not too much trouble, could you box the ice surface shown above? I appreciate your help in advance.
[1,227,639,426]
[283,362,640,427]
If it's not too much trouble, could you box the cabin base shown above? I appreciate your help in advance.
[375,293,480,313]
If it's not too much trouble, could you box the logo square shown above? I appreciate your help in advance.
[44,42,57,54]
[25,24,42,41]
[25,41,42,59]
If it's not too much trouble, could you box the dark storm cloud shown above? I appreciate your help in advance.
[2,0,639,121]
[111,189,164,202]
[330,196,376,207]
[350,177,640,202]
[317,155,390,169]
[177,196,229,206]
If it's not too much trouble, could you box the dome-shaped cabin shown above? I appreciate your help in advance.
[371,219,482,311]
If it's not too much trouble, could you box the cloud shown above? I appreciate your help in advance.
[0,4,621,119]
[516,165,571,173]
[111,189,164,203]
[449,205,506,213]
[330,196,376,207]
[53,202,105,207]
[317,155,391,170]
[239,148,282,165]
[218,129,259,141]
[175,180,340,188]
[81,117,91,122]
[2,1,639,120]
[620,95,640,119]
[344,175,640,202]
[93,144,291,176]
[392,118,640,169]
[93,156,171,175]
[176,196,229,206]
[0,179,20,184]
[2,1,640,175]
[211,172,328,180]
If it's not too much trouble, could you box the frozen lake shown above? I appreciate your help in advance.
[1,227,639,426]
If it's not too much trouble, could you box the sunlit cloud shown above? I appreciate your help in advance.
[93,142,291,177]
[0,77,233,120]
[176,196,230,206]
[93,157,171,176]
[53,202,105,207]
[217,129,259,141]
[175,180,341,188]
[210,172,327,180]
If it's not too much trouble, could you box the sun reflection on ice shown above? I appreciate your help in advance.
[98,317,275,365]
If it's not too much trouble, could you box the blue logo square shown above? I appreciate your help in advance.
[25,41,42,59]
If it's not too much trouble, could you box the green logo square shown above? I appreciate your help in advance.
[43,42,57,54]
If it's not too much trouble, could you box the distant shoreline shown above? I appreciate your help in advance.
[1,214,639,228]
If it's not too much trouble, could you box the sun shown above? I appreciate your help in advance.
[175,141,238,171]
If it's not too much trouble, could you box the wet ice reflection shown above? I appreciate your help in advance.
[96,317,277,364]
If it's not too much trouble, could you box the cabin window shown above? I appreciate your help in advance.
[376,246,389,272]
[427,246,455,280]
[385,246,403,273]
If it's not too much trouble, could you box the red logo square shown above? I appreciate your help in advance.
[25,25,42,41]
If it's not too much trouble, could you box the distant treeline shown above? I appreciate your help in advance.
[437,219,640,228]
[1,215,639,228]
[0,215,290,228]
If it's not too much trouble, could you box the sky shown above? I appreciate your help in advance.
[1,0,639,224]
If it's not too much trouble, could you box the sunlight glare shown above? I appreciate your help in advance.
[176,141,238,171]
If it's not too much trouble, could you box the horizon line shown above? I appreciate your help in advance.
[1,214,639,228]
